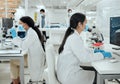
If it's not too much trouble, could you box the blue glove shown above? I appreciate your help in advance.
[10,28,17,38]
[94,49,105,53]
[101,51,112,58]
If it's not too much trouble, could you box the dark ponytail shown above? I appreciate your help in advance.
[32,26,45,51]
[58,27,74,54]
[58,13,86,54]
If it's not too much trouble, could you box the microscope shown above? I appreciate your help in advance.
[85,26,104,49]
[90,26,104,43]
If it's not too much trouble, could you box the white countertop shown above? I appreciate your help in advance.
[92,59,120,74]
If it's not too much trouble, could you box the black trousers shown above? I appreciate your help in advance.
[80,66,97,84]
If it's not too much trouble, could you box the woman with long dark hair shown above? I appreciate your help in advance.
[10,16,45,84]
[57,13,104,84]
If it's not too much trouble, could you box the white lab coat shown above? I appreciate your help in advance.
[21,28,45,81]
[37,13,49,28]
[57,30,103,84]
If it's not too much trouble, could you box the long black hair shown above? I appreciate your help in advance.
[58,13,86,54]
[20,16,45,50]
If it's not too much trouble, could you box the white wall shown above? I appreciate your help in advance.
[15,7,68,26]
[14,5,97,29]
[96,0,120,43]
[26,8,37,20]
[75,7,97,28]
[14,7,25,23]
[14,7,40,26]
[47,9,67,25]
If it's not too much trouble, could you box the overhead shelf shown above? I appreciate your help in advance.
[0,0,21,18]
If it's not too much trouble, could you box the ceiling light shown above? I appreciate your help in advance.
[36,5,45,9]
[63,1,66,4]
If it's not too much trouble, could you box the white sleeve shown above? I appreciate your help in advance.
[12,37,22,47]
[21,30,37,50]
[69,36,103,63]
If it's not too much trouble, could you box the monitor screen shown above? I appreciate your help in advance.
[2,18,13,28]
[110,16,120,46]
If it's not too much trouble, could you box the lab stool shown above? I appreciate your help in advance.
[27,79,46,84]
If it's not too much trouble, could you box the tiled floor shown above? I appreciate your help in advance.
[0,62,119,84]
[0,62,30,84]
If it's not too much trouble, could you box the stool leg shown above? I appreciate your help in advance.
[27,79,45,84]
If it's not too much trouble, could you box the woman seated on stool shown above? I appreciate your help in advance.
[57,13,106,84]
[10,16,45,84]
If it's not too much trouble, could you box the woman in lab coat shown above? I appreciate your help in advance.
[57,13,104,84]
[10,16,45,84]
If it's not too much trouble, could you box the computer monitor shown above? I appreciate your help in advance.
[2,18,13,34]
[2,18,13,28]
[110,16,120,48]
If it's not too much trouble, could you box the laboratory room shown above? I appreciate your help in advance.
[0,0,120,84]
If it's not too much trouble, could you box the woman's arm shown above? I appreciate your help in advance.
[69,35,103,63]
